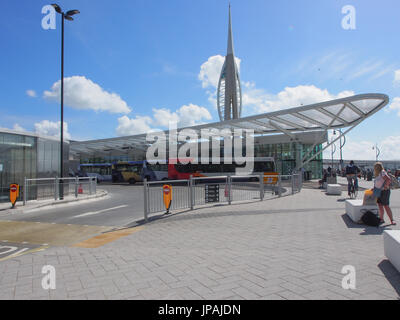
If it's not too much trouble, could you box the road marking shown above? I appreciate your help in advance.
[73,226,144,248]
[72,205,129,219]
[0,245,49,262]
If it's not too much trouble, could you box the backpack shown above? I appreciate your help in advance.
[346,165,357,175]
[388,173,399,189]
[361,210,381,227]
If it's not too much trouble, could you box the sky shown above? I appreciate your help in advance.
[1,0,400,160]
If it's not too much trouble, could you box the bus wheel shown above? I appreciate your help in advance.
[128,178,136,185]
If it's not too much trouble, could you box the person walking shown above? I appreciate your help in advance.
[374,162,396,225]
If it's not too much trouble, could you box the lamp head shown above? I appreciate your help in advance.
[51,4,62,14]
[66,10,80,16]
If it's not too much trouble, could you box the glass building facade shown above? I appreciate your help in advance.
[254,141,323,179]
[0,130,69,203]
[76,133,324,180]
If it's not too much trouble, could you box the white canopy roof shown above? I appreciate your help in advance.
[70,93,388,156]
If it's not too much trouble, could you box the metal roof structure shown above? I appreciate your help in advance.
[70,93,389,168]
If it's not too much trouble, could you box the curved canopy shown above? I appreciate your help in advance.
[70,93,389,156]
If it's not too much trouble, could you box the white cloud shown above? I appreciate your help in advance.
[116,115,155,136]
[394,69,400,85]
[175,104,212,127]
[152,108,180,127]
[199,55,225,89]
[323,135,400,161]
[387,97,400,117]
[347,60,383,80]
[34,120,71,140]
[152,104,212,128]
[198,55,241,88]
[242,83,354,114]
[12,123,26,132]
[26,90,37,98]
[198,55,354,115]
[44,76,131,114]
[116,104,212,136]
[198,55,241,109]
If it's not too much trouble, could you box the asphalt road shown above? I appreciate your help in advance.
[0,181,285,229]
[0,184,145,228]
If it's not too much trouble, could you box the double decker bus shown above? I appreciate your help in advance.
[168,157,278,183]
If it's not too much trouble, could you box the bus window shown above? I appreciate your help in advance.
[254,161,275,172]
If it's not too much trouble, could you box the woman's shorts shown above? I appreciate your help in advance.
[377,189,390,206]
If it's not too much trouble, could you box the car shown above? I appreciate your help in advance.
[85,173,105,183]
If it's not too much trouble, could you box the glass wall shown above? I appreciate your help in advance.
[0,132,37,202]
[0,131,69,203]
[254,141,322,179]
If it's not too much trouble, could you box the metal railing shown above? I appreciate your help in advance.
[143,174,302,222]
[22,176,97,205]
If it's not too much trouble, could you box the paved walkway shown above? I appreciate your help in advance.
[0,187,399,300]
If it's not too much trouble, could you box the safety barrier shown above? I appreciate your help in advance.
[22,176,97,205]
[143,174,302,222]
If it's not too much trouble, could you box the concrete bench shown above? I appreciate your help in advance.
[345,199,378,223]
[327,184,342,195]
[384,230,400,273]
[326,176,337,184]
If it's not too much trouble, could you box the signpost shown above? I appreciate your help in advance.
[163,185,172,214]
[9,183,19,209]
[205,184,220,203]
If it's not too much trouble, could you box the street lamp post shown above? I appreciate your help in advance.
[338,129,346,172]
[51,4,79,200]
[331,144,336,172]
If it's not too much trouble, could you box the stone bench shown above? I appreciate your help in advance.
[383,230,400,273]
[326,176,337,185]
[345,199,378,223]
[327,184,342,195]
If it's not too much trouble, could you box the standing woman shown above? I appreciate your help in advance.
[374,162,396,225]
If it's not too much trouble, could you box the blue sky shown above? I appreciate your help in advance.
[1,0,400,160]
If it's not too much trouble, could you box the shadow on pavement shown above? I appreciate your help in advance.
[378,260,400,298]
[341,214,393,235]
[132,205,343,225]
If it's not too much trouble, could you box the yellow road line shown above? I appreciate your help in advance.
[72,226,144,248]
[0,245,49,262]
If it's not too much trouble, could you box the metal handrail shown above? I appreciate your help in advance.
[25,177,93,182]
[143,173,302,220]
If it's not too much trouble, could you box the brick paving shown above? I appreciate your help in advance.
[0,187,399,300]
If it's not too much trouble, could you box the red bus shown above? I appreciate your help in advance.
[168,157,278,183]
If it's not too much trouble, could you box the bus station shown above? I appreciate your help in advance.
[0,1,399,304]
